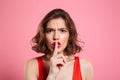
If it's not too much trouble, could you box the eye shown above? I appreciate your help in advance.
[60,29,67,33]
[46,29,53,33]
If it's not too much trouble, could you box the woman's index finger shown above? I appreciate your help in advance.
[53,42,58,56]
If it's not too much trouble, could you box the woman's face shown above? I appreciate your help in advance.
[45,18,69,54]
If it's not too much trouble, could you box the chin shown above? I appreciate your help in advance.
[57,48,65,53]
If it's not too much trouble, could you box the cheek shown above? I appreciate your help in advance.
[45,35,52,46]
[45,34,52,41]
[60,34,69,43]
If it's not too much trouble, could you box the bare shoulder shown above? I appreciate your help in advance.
[24,58,38,80]
[25,58,38,70]
[80,57,93,68]
[79,57,94,80]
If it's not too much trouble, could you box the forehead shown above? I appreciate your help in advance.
[47,18,67,29]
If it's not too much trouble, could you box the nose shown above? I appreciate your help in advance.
[53,31,59,40]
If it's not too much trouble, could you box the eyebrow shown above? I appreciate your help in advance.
[46,28,68,30]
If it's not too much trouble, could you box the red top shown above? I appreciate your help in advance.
[36,57,82,80]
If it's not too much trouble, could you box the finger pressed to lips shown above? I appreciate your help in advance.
[52,42,67,66]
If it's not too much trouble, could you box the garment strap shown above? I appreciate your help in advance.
[36,57,47,80]
[72,57,82,80]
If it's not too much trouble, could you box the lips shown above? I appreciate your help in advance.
[51,42,61,49]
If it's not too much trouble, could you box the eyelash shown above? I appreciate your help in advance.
[60,29,67,32]
[46,29,53,33]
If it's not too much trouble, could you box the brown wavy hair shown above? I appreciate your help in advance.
[31,8,83,56]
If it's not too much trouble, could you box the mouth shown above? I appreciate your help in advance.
[51,42,61,49]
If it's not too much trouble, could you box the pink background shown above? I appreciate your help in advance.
[0,0,120,80]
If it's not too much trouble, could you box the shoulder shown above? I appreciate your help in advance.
[25,56,44,68]
[78,57,94,80]
[79,57,92,67]
[24,58,38,80]
[25,58,38,70]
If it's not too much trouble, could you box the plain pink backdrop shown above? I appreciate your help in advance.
[0,0,120,80]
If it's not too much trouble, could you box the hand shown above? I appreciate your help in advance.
[47,42,67,79]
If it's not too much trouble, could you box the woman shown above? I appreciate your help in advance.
[24,8,93,80]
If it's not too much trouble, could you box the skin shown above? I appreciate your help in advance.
[24,18,94,80]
